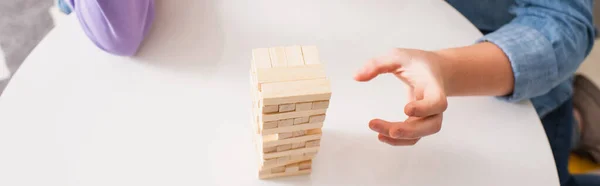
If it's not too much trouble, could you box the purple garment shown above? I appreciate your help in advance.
[67,0,155,56]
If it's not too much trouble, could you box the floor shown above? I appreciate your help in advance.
[0,0,54,94]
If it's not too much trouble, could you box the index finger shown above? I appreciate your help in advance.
[353,56,402,82]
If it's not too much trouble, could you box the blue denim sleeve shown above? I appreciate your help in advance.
[478,0,595,102]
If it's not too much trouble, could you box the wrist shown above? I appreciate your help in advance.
[433,49,459,96]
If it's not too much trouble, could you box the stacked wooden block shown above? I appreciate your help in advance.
[249,45,331,179]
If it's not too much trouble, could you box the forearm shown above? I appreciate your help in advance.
[436,42,514,97]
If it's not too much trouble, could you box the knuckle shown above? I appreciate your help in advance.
[395,126,416,138]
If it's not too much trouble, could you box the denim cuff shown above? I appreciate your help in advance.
[477,24,558,102]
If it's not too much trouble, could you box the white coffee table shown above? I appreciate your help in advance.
[0,0,558,185]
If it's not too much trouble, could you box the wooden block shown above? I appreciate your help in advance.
[277,156,290,164]
[291,142,306,149]
[262,108,327,122]
[278,132,293,139]
[262,128,322,148]
[312,100,330,109]
[259,168,271,175]
[293,130,306,137]
[299,160,312,170]
[277,118,293,127]
[263,121,278,129]
[261,154,314,170]
[305,139,320,148]
[278,103,296,112]
[263,105,279,114]
[285,163,300,173]
[294,117,309,125]
[271,166,285,173]
[252,48,272,69]
[301,46,321,65]
[305,151,317,157]
[276,144,292,152]
[259,169,311,179]
[262,122,323,135]
[263,146,277,153]
[263,146,320,159]
[309,114,326,123]
[264,158,277,166]
[285,46,305,66]
[269,47,287,67]
[290,154,304,160]
[295,102,312,111]
[256,65,326,85]
[261,79,331,106]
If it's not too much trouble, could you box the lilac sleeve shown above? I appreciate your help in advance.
[68,0,155,56]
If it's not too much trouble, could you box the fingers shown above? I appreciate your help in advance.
[369,119,393,137]
[404,85,447,117]
[378,134,420,146]
[369,114,443,140]
[354,57,402,82]
[389,114,442,139]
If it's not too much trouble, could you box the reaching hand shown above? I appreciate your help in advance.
[354,49,449,146]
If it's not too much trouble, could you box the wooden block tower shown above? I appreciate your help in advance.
[249,45,331,179]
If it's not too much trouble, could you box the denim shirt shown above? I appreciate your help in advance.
[447,0,596,117]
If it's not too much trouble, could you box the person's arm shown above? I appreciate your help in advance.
[67,0,155,56]
[463,0,596,101]
[354,0,595,146]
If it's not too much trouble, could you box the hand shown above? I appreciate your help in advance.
[354,48,449,146]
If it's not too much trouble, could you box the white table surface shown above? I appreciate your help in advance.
[0,0,558,185]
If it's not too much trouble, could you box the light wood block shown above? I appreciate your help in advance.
[269,47,287,67]
[299,160,312,170]
[294,116,309,125]
[277,156,290,164]
[293,130,306,137]
[263,128,322,148]
[305,139,321,148]
[301,46,321,65]
[263,146,277,153]
[262,122,323,135]
[285,46,305,66]
[256,65,326,85]
[309,114,326,123]
[263,105,279,114]
[260,153,313,170]
[271,166,285,173]
[292,142,306,149]
[264,158,277,166]
[278,132,293,139]
[277,118,293,127]
[312,100,330,109]
[263,121,278,130]
[262,108,327,122]
[259,169,311,179]
[252,48,272,69]
[261,79,331,105]
[295,102,312,111]
[285,163,300,172]
[276,144,292,152]
[290,154,304,161]
[278,103,296,112]
[305,151,317,157]
[263,146,320,159]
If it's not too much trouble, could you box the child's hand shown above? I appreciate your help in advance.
[354,49,449,146]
